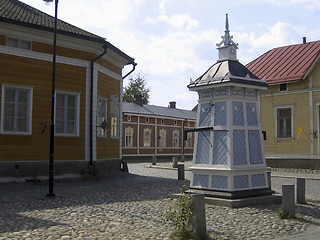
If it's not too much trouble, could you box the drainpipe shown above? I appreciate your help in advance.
[90,43,108,166]
[123,62,137,80]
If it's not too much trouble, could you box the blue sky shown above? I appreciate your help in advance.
[21,0,320,109]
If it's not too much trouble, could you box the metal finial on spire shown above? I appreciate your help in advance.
[225,13,229,31]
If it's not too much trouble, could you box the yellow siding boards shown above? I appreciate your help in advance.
[261,90,310,155]
[0,53,86,161]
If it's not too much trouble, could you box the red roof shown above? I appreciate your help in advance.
[246,40,320,84]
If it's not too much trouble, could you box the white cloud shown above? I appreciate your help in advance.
[265,0,320,9]
[158,14,199,30]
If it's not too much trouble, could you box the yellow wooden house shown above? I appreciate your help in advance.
[0,0,136,178]
[247,39,320,169]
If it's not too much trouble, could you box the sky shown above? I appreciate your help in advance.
[20,0,320,110]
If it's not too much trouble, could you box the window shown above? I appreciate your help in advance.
[55,92,79,136]
[127,115,131,122]
[111,116,118,138]
[173,130,179,147]
[276,106,293,139]
[145,117,149,123]
[280,83,287,91]
[110,95,119,138]
[6,37,32,50]
[97,97,107,137]
[174,120,177,125]
[161,119,164,124]
[125,127,133,147]
[159,129,166,148]
[186,132,193,147]
[143,128,151,147]
[1,86,33,134]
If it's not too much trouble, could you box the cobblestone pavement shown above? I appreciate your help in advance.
[0,163,319,239]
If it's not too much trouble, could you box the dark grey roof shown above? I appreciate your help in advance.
[0,0,135,64]
[123,102,197,120]
[188,60,268,88]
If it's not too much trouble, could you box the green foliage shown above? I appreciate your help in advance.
[123,73,150,104]
[276,208,292,219]
[164,186,197,240]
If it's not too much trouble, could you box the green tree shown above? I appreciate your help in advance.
[123,73,150,104]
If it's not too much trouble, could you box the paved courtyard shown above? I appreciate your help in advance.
[0,162,319,239]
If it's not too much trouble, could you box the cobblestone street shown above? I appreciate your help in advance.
[0,163,320,239]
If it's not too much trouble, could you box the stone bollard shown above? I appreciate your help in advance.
[192,194,207,240]
[296,178,306,204]
[152,155,156,165]
[267,171,271,189]
[282,185,295,218]
[178,164,185,180]
[172,156,178,168]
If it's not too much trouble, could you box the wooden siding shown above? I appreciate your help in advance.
[0,34,5,45]
[0,53,86,161]
[261,91,310,155]
[96,71,121,160]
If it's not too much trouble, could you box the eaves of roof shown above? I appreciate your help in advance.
[246,40,320,84]
[123,102,197,120]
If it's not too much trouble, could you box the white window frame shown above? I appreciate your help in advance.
[275,105,294,140]
[110,95,119,139]
[97,97,107,138]
[186,132,193,147]
[159,129,166,148]
[173,130,179,147]
[55,91,80,136]
[6,37,32,50]
[1,85,33,135]
[125,127,134,147]
[143,128,151,147]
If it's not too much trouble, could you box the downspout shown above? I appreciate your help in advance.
[123,62,137,80]
[119,62,137,160]
[90,43,108,166]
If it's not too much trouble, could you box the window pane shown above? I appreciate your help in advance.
[4,103,14,117]
[4,118,14,131]
[55,121,64,133]
[18,90,28,103]
[67,122,75,133]
[56,94,64,107]
[67,109,75,120]
[67,96,76,108]
[17,119,27,132]
[56,108,64,120]
[18,104,27,117]
[7,38,19,47]
[20,40,31,50]
[5,89,15,102]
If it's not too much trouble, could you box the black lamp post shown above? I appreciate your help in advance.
[44,0,58,197]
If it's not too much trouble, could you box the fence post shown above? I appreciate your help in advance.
[152,155,156,165]
[172,156,178,168]
[192,194,207,239]
[177,164,184,180]
[296,178,306,204]
[282,185,295,218]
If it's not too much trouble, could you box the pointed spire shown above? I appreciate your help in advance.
[216,14,239,61]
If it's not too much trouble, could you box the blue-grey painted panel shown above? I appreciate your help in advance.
[195,130,210,164]
[234,175,249,189]
[213,131,228,165]
[193,174,209,188]
[248,130,263,164]
[252,174,266,187]
[212,175,228,189]
[233,130,247,165]
[246,102,258,126]
[233,101,244,126]
[214,102,227,126]
[199,103,212,127]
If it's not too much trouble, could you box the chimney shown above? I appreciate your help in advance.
[134,95,144,106]
[303,37,307,44]
[169,101,176,109]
